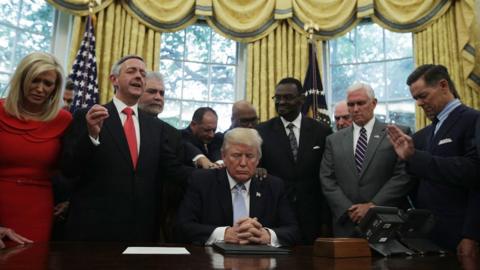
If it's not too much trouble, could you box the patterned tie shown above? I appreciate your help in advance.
[354,127,367,173]
[232,183,247,224]
[287,123,298,162]
[122,107,138,169]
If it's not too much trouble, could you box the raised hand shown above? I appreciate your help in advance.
[86,105,109,139]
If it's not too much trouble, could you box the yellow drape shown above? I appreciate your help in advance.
[68,2,161,104]
[246,22,323,121]
[414,0,480,130]
[51,0,479,123]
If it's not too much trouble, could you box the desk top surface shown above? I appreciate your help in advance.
[0,242,477,270]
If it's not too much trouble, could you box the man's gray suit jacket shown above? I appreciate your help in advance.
[320,119,412,236]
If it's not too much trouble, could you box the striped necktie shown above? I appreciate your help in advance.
[287,123,298,162]
[354,127,367,173]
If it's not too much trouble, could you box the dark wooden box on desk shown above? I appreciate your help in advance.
[314,238,371,258]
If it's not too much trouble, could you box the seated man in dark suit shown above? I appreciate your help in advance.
[181,107,224,168]
[176,128,300,246]
[387,64,480,256]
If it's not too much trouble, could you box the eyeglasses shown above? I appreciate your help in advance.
[334,115,351,121]
[271,94,298,102]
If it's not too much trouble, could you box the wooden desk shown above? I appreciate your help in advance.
[0,242,476,269]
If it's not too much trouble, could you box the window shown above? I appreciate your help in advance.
[327,20,415,131]
[0,0,56,96]
[159,23,239,132]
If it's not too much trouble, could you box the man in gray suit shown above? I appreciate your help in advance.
[320,83,412,237]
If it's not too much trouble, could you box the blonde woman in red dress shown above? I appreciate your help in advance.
[0,52,72,247]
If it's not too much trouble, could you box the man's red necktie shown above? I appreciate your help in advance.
[122,107,138,169]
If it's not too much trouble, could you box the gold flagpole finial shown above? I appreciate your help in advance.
[304,21,319,41]
[88,0,101,14]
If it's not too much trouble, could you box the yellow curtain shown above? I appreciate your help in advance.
[414,0,479,130]
[68,2,161,104]
[246,22,323,121]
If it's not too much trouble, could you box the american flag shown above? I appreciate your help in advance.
[68,15,99,113]
[301,42,331,126]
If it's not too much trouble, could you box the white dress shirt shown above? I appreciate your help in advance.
[352,117,375,152]
[205,171,280,247]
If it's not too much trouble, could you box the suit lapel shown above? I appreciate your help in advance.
[430,105,463,151]
[342,126,357,177]
[360,120,386,178]
[103,102,132,168]
[297,117,312,163]
[249,177,264,219]
[136,110,151,171]
[216,169,233,225]
[273,117,296,163]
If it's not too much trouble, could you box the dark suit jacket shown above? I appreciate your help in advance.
[175,169,300,246]
[256,115,332,244]
[181,126,223,164]
[408,104,480,250]
[62,102,192,242]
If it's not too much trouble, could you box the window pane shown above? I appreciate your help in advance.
[356,23,384,62]
[388,101,415,131]
[357,63,385,101]
[328,21,414,129]
[185,25,210,62]
[331,64,355,103]
[385,31,413,59]
[374,102,387,123]
[211,31,236,64]
[19,0,54,35]
[160,24,238,132]
[160,31,184,60]
[0,0,20,26]
[15,31,51,63]
[0,73,10,97]
[183,62,208,100]
[161,59,183,99]
[181,101,208,128]
[160,100,181,127]
[210,65,235,102]
[330,33,355,64]
[386,59,414,100]
[210,103,231,132]
[0,24,14,73]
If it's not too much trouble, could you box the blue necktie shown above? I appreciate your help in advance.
[232,183,247,224]
[355,127,367,173]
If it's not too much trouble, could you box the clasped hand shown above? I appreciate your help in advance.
[224,217,271,245]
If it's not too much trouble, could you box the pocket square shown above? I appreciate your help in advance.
[438,138,452,145]
[313,146,321,150]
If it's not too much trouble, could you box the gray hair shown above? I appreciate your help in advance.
[146,71,164,82]
[347,82,375,100]
[110,55,144,76]
[222,128,263,159]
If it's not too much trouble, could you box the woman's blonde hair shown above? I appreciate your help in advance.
[4,52,65,121]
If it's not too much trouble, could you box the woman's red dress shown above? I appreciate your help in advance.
[0,100,72,241]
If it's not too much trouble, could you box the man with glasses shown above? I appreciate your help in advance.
[334,100,352,131]
[320,83,412,237]
[256,77,332,244]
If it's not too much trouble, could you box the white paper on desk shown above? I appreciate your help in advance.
[123,247,190,255]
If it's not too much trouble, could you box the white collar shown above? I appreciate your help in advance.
[353,117,375,132]
[227,170,251,192]
[113,96,139,116]
[280,113,302,129]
